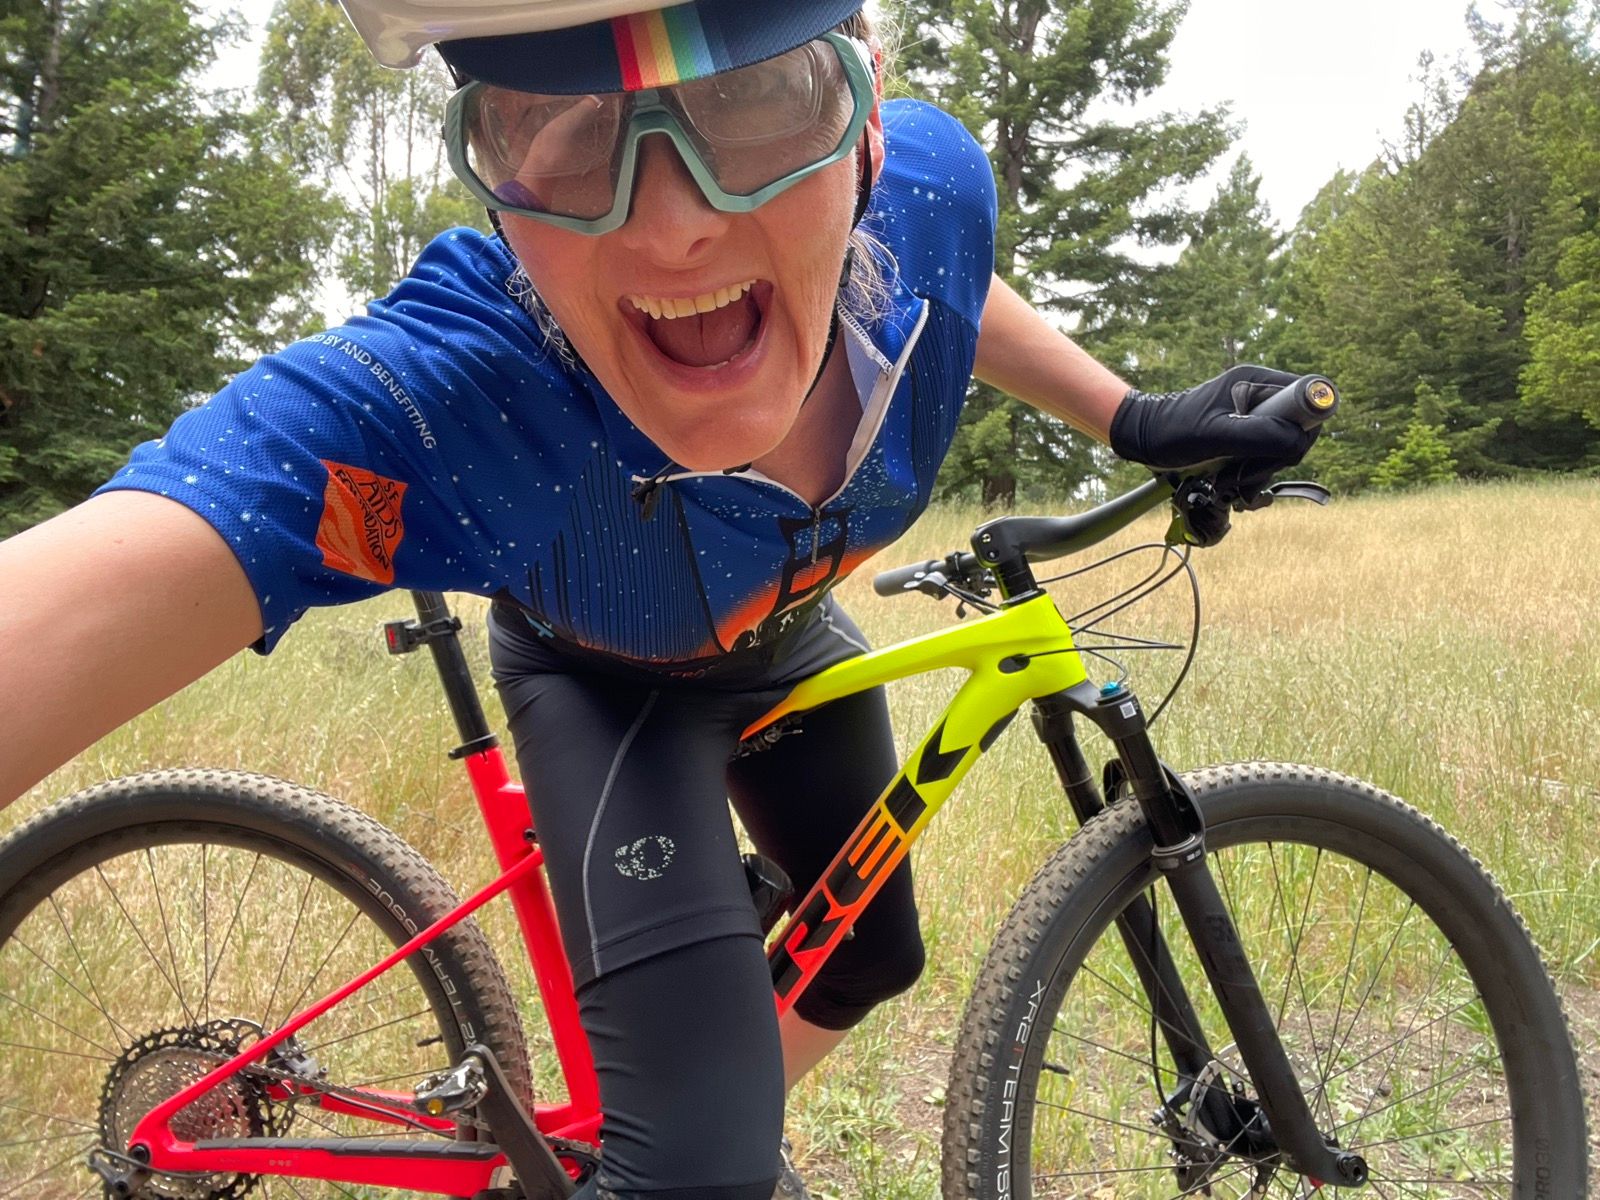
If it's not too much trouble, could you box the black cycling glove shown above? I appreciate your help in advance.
[1109,364,1320,498]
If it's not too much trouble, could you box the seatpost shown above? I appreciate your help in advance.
[408,591,499,760]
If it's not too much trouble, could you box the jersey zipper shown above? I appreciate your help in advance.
[626,298,931,561]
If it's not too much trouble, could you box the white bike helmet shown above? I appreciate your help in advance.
[337,0,866,93]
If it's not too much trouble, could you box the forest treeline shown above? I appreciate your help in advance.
[1,0,1596,532]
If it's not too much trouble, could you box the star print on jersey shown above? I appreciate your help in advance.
[316,461,407,585]
[94,100,999,659]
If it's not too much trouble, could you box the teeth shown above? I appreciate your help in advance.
[629,280,753,321]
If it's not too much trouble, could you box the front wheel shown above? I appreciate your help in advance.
[943,763,1587,1199]
[0,769,533,1200]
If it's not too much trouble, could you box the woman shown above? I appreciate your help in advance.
[0,1,1317,1195]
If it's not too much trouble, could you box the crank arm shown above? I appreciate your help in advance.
[469,1045,579,1198]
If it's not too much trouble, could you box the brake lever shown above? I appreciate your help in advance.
[1231,480,1332,512]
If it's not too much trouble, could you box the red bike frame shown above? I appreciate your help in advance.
[121,589,932,1195]
[127,740,601,1194]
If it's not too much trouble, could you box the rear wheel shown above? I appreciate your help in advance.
[0,770,533,1200]
[943,763,1588,1198]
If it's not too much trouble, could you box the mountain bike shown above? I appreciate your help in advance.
[0,377,1585,1198]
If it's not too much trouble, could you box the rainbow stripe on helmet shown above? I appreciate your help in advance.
[611,5,720,90]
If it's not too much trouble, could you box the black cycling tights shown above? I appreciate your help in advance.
[490,604,925,1196]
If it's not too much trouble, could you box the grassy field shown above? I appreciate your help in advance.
[7,476,1599,1197]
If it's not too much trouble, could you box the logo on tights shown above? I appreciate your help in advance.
[614,835,676,880]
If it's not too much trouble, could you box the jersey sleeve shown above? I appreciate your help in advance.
[94,230,551,652]
[872,99,999,330]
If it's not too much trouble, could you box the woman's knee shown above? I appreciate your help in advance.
[794,913,927,1030]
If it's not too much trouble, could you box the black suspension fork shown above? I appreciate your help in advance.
[1032,688,1218,1094]
[1033,684,1368,1188]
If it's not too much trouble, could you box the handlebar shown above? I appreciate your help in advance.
[871,374,1339,601]
[872,552,985,598]
[1248,374,1340,430]
[872,559,944,597]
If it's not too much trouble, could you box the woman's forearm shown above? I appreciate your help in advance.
[972,274,1128,443]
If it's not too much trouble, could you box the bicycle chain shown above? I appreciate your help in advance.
[99,1018,601,1195]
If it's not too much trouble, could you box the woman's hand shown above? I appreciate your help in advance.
[1110,364,1322,494]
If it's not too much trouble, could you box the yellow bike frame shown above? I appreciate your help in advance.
[746,591,1092,1010]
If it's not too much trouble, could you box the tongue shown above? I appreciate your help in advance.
[647,293,760,368]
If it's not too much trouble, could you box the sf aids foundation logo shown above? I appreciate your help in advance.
[316,460,407,584]
[614,836,676,880]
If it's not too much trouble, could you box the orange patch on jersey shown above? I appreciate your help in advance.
[710,546,879,652]
[316,460,408,585]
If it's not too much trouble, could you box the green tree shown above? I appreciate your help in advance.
[1270,0,1600,488]
[1100,156,1282,392]
[1520,61,1600,433]
[257,0,486,302]
[891,0,1231,503]
[0,0,335,534]
[1371,421,1459,490]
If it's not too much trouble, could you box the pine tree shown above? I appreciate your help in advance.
[0,0,335,534]
[891,0,1230,504]
[257,0,487,303]
[1099,156,1282,393]
[1269,0,1600,488]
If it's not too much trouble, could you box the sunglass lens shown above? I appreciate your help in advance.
[675,42,857,195]
[464,89,626,220]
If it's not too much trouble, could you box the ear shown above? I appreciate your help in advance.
[864,46,886,186]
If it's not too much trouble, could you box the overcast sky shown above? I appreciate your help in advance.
[204,0,1484,229]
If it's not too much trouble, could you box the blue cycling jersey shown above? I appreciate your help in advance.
[96,100,998,664]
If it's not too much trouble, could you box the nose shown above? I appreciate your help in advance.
[614,133,731,262]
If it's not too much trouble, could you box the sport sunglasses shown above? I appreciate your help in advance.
[444,33,875,235]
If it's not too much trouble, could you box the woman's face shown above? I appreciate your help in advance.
[499,104,884,472]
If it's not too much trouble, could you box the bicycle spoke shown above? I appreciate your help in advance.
[1337,951,1453,1144]
[0,1099,98,1133]
[1333,1056,1490,1138]
[0,1037,113,1062]
[1078,959,1219,1082]
[0,1129,87,1150]
[201,842,210,1023]
[0,1140,98,1198]
[1367,1172,1510,1189]
[1317,864,1371,1084]
[95,864,189,1016]
[0,988,117,1057]
[1033,1096,1205,1146]
[304,1005,435,1053]
[1260,843,1329,1124]
[1316,900,1416,1097]
[202,851,264,1008]
[262,872,317,1028]
[280,908,364,1022]
[1352,1113,1510,1152]
[145,847,194,1026]
[48,896,133,1043]
[1052,1022,1179,1077]
[1319,994,1479,1087]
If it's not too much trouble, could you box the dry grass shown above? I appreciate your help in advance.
[6,477,1598,1197]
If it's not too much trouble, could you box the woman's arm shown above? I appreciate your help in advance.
[0,490,263,807]
[971,273,1127,442]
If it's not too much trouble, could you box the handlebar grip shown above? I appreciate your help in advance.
[873,560,941,597]
[1249,375,1340,430]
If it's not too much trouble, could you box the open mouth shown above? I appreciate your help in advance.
[621,280,771,370]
